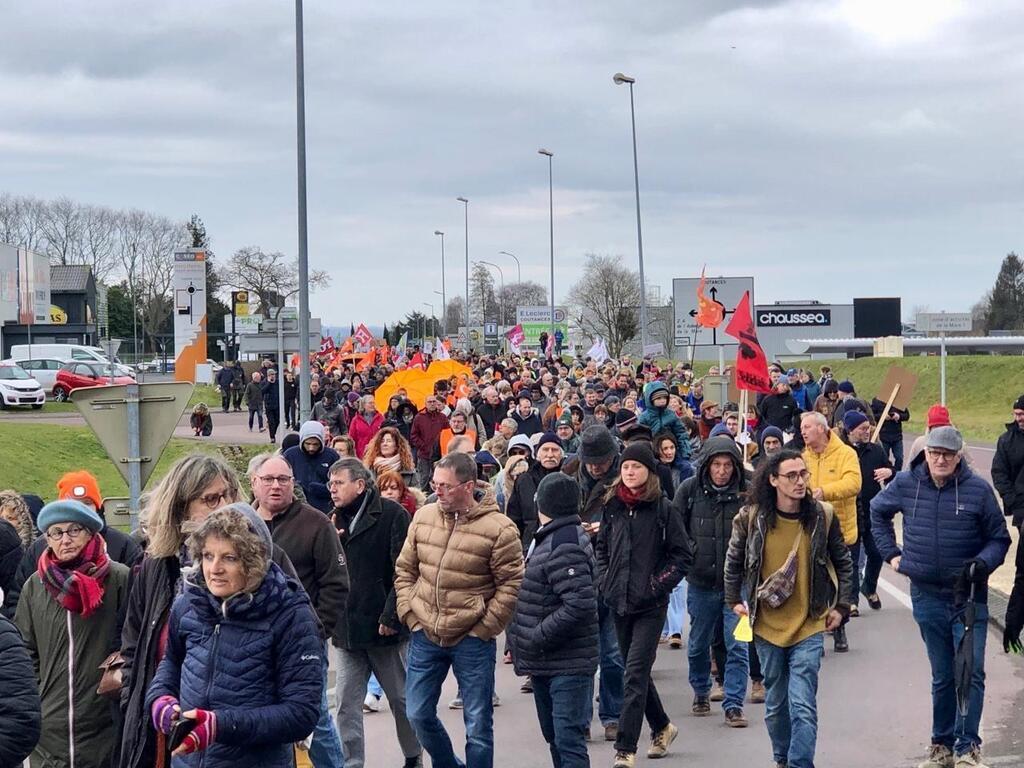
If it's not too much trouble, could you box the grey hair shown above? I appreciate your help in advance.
[482,386,497,398]
[801,411,829,429]
[436,451,477,483]
[500,417,518,431]
[447,435,473,454]
[247,452,278,479]
[329,457,375,487]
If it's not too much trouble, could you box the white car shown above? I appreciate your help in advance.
[4,357,65,392]
[0,363,44,409]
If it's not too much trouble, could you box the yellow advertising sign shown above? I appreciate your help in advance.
[49,305,68,324]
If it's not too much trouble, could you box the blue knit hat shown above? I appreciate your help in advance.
[37,499,104,534]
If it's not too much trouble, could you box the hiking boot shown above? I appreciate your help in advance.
[402,758,422,768]
[612,751,636,768]
[750,681,766,704]
[866,592,883,610]
[669,633,683,649]
[646,722,678,759]
[604,724,618,742]
[725,708,748,728]
[833,626,849,653]
[917,743,954,768]
[692,695,711,716]
[954,748,989,768]
[710,681,725,701]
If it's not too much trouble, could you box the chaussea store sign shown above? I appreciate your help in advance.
[757,308,832,327]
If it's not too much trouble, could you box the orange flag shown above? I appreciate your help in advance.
[696,266,725,329]
[339,336,354,355]
[356,347,376,372]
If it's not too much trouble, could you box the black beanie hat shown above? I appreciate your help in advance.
[621,441,658,474]
[535,473,580,519]
[614,409,637,427]
[1015,394,1024,411]
[579,425,618,463]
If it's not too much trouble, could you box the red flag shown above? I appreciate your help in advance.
[696,267,725,329]
[318,336,336,357]
[724,291,772,393]
[409,351,425,369]
[353,323,373,348]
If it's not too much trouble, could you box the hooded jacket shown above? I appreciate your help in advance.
[145,563,322,768]
[870,454,1011,603]
[394,483,524,647]
[802,432,862,545]
[283,422,341,513]
[511,407,543,436]
[637,382,690,458]
[672,436,747,591]
[992,421,1024,528]
[0,611,40,768]
[507,515,598,678]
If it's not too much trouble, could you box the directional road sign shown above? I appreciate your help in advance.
[672,276,754,347]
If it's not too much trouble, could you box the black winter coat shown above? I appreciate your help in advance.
[331,488,410,650]
[673,436,746,592]
[508,516,598,677]
[758,393,800,432]
[0,614,40,768]
[992,423,1024,528]
[870,399,909,442]
[511,410,543,436]
[596,492,692,616]
[507,460,567,551]
[476,401,509,439]
[850,439,892,533]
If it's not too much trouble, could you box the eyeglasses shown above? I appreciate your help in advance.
[430,480,469,493]
[776,470,811,483]
[926,450,957,462]
[257,475,294,486]
[46,525,88,542]
[195,491,231,509]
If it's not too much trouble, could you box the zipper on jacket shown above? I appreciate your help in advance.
[200,623,222,768]
[67,611,75,768]
[433,511,458,641]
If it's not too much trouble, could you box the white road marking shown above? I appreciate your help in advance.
[878,573,914,609]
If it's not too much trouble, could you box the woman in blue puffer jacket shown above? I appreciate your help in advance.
[146,503,322,767]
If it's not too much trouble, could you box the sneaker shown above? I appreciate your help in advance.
[612,751,636,768]
[520,676,533,693]
[604,723,618,742]
[402,758,422,768]
[692,695,711,716]
[448,696,463,710]
[668,633,683,649]
[833,626,849,653]
[866,592,882,610]
[363,693,382,713]
[954,748,988,768]
[646,722,678,759]
[725,708,748,728]
[750,681,766,704]
[658,635,669,645]
[710,682,725,702]
[848,605,860,618]
[917,744,954,768]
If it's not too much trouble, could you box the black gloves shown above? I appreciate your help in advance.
[1006,586,1024,654]
[962,558,990,584]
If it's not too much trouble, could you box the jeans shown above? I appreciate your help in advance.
[756,632,824,768]
[687,585,749,710]
[594,598,624,726]
[406,630,496,768]
[859,526,884,600]
[286,398,298,427]
[220,389,231,412]
[663,581,687,637]
[531,675,593,768]
[881,437,904,471]
[368,672,383,698]
[309,644,346,768]
[613,605,671,754]
[248,406,264,430]
[911,585,989,755]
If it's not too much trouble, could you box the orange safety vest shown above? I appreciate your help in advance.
[439,428,477,456]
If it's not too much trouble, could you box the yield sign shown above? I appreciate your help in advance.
[71,382,194,489]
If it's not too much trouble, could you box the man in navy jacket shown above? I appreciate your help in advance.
[871,427,1010,768]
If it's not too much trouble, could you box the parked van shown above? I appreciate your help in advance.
[10,344,136,378]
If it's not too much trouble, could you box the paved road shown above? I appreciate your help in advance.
[355,571,1024,767]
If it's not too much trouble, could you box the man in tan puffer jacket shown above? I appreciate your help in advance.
[395,451,524,768]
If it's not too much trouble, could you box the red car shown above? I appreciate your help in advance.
[52,361,136,401]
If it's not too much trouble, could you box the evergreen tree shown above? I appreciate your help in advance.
[382,323,390,345]
[983,252,1024,331]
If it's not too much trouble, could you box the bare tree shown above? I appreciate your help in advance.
[40,196,83,266]
[220,246,330,317]
[138,215,183,347]
[442,296,465,335]
[80,205,119,281]
[496,281,547,326]
[468,262,496,324]
[116,209,149,355]
[567,253,641,358]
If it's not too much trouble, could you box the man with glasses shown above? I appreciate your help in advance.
[250,453,349,768]
[395,452,524,768]
[872,427,1010,768]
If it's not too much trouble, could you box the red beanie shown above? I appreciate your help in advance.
[926,405,951,430]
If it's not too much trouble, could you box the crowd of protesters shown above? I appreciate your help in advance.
[0,347,1020,768]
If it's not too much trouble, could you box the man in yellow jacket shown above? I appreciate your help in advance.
[801,411,862,653]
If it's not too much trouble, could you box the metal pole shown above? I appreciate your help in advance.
[940,332,947,406]
[538,150,555,350]
[126,382,142,529]
[435,231,446,334]
[457,198,469,348]
[277,320,286,433]
[628,81,648,353]
[295,0,311,422]
[499,251,521,283]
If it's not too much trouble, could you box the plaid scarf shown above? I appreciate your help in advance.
[38,533,111,617]
[616,482,648,508]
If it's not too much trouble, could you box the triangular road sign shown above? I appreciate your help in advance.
[71,382,194,489]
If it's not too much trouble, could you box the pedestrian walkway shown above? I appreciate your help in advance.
[355,572,1024,767]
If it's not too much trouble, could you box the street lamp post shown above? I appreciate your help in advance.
[456,197,469,348]
[433,290,443,336]
[498,250,522,284]
[613,72,648,354]
[538,149,555,350]
[434,230,446,334]
[295,0,312,420]
[423,302,434,342]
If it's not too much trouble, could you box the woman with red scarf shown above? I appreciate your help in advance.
[15,499,130,768]
[595,442,692,768]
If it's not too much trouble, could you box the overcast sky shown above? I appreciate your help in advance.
[3,0,1022,325]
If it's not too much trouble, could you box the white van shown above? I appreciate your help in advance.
[9,344,136,378]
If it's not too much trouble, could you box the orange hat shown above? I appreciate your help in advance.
[57,470,103,510]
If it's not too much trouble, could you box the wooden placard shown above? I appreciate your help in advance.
[875,366,918,411]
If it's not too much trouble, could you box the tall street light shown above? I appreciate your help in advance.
[498,250,522,283]
[538,149,555,347]
[456,197,469,347]
[614,72,648,354]
[433,290,443,335]
[295,0,312,420]
[434,230,446,334]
